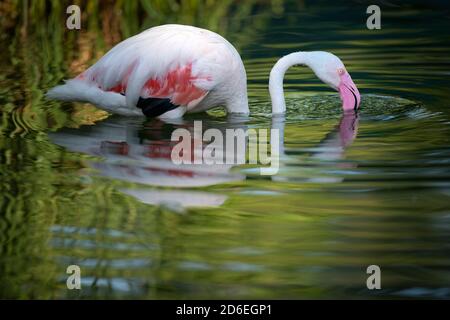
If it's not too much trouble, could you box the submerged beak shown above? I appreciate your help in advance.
[338,72,361,112]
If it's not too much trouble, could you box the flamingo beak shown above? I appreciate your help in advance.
[338,72,361,112]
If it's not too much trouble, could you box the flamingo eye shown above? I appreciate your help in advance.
[338,68,345,75]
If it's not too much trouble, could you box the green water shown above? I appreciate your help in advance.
[1,1,450,299]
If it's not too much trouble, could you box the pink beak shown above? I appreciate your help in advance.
[338,72,361,112]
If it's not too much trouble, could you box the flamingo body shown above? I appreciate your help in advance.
[47,24,248,118]
[47,24,361,117]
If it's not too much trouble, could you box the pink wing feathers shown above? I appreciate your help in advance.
[75,25,233,115]
[104,62,209,108]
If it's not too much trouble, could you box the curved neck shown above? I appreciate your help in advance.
[269,52,309,114]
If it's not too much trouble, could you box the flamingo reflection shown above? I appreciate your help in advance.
[50,111,359,207]
[271,111,359,183]
[50,116,248,208]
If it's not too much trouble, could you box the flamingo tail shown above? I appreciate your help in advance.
[46,79,142,116]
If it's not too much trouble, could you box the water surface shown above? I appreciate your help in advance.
[1,1,450,299]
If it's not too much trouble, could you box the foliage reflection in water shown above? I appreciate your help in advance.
[1,0,450,299]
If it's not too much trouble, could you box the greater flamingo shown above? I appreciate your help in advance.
[47,24,361,118]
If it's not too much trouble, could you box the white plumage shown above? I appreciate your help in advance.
[47,24,361,117]
[47,24,248,118]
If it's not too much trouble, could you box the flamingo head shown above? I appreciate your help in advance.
[306,51,361,112]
